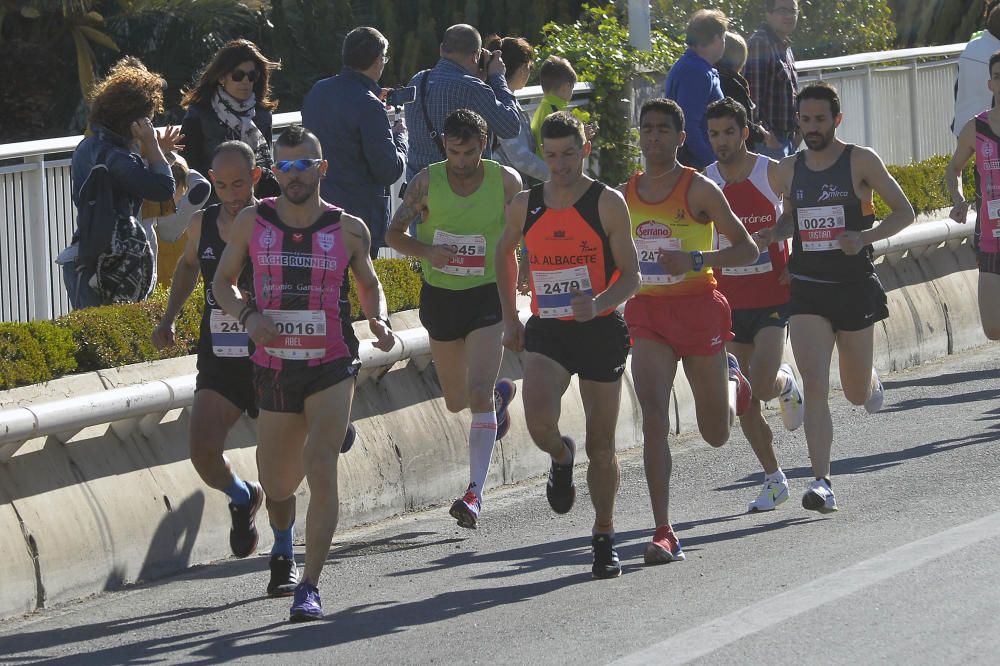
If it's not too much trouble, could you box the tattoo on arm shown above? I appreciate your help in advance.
[390,176,426,230]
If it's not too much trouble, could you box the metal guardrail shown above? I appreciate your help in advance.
[0,216,975,462]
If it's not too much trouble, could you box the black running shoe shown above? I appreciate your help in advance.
[546,436,576,514]
[229,480,263,558]
[268,554,299,597]
[341,422,356,453]
[591,534,622,579]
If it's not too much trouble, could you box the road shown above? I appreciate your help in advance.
[2,345,999,665]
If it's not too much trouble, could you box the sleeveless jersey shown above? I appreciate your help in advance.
[706,155,790,309]
[199,204,254,359]
[974,111,1000,253]
[416,160,505,289]
[625,168,715,297]
[249,198,350,369]
[523,181,620,320]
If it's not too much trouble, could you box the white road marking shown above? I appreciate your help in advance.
[609,510,1000,665]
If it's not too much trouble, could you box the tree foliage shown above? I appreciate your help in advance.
[890,0,985,48]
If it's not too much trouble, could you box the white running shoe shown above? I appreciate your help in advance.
[748,476,790,512]
[864,369,885,414]
[776,364,804,431]
[802,479,838,513]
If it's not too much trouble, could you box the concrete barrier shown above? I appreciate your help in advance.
[0,240,990,620]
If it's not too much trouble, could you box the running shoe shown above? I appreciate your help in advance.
[727,353,752,417]
[748,476,790,512]
[289,581,323,622]
[267,554,299,597]
[864,369,885,414]
[591,534,622,579]
[229,480,263,558]
[494,378,516,440]
[802,479,838,514]
[546,436,576,514]
[776,364,804,431]
[449,488,481,529]
[644,525,685,565]
[341,422,356,453]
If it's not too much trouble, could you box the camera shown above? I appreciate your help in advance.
[386,86,416,107]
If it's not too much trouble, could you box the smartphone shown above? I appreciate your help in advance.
[386,86,416,106]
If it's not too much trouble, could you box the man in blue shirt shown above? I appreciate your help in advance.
[404,24,521,183]
[664,10,728,169]
[303,26,407,256]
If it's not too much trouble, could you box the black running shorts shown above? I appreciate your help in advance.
[253,357,360,414]
[419,281,503,342]
[788,275,888,332]
[195,351,258,418]
[730,302,790,345]
[978,250,1000,276]
[524,311,631,383]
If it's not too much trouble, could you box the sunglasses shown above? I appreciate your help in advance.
[230,69,259,83]
[274,159,322,172]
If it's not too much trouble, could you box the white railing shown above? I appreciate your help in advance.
[0,84,592,324]
[0,214,975,462]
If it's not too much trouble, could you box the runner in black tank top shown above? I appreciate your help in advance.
[151,144,299,598]
[759,83,914,515]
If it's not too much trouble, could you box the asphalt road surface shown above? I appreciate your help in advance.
[2,345,999,665]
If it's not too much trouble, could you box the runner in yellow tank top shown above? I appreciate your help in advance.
[387,110,523,529]
[620,99,759,565]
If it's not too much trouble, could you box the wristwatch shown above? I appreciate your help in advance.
[690,250,705,272]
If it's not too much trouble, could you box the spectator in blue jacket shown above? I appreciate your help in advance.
[303,26,407,256]
[664,9,728,169]
[59,57,177,310]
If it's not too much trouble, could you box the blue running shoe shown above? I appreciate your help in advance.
[494,379,516,440]
[341,422,356,453]
[229,480,263,558]
[289,581,323,622]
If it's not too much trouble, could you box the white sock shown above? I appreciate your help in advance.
[468,412,497,500]
[766,468,786,483]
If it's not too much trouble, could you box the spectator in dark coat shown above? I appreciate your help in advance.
[717,32,768,150]
[303,26,407,256]
[180,39,281,199]
[745,0,801,159]
[664,9,729,169]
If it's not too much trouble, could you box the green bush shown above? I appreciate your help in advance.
[26,320,77,377]
[0,324,49,389]
[875,155,975,219]
[347,257,424,319]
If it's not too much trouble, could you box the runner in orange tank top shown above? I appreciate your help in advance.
[496,111,641,579]
[621,99,759,565]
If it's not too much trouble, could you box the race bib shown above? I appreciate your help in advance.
[988,198,1000,221]
[797,205,846,251]
[262,309,327,360]
[432,230,486,276]
[533,266,592,319]
[718,234,773,276]
[636,237,683,285]
[209,309,249,358]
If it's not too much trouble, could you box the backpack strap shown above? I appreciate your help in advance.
[418,70,446,160]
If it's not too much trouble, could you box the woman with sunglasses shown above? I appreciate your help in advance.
[180,39,281,198]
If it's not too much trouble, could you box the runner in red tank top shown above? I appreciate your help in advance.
[621,98,759,565]
[706,98,804,514]
[213,126,395,622]
[496,111,641,579]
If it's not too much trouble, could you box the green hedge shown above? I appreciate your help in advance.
[0,257,423,390]
[875,155,976,220]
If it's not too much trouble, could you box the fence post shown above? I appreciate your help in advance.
[863,65,874,148]
[24,155,53,321]
[908,60,921,163]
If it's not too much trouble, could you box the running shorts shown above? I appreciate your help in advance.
[730,302,790,345]
[624,290,733,357]
[253,356,360,414]
[524,311,630,383]
[788,275,889,332]
[977,250,1000,276]
[195,352,258,418]
[419,281,502,342]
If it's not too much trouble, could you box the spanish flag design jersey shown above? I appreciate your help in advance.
[625,168,716,298]
[523,181,620,320]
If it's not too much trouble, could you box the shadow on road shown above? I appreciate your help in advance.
[881,367,1000,391]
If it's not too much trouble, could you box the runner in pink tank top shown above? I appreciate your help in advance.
[947,52,1000,341]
